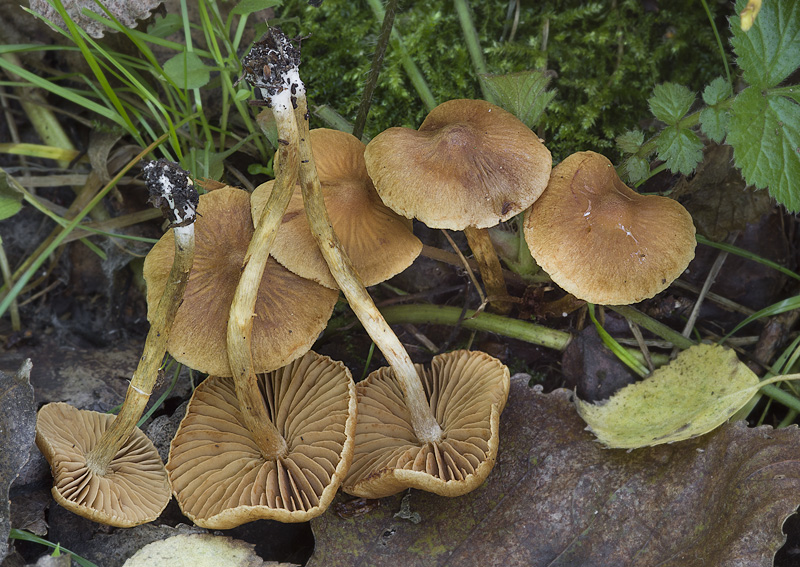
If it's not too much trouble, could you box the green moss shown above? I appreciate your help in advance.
[277,0,726,162]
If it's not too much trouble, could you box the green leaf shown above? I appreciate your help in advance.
[615,130,644,154]
[728,86,800,211]
[702,76,732,106]
[231,0,283,16]
[656,125,703,175]
[0,169,23,221]
[731,0,800,90]
[575,344,760,448]
[623,156,650,184]
[699,106,729,143]
[648,83,696,125]
[162,52,211,90]
[478,71,556,129]
[145,13,182,39]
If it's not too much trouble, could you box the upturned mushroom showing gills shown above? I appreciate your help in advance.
[292,81,511,497]
[364,98,552,313]
[250,128,422,289]
[523,151,696,305]
[167,350,357,527]
[343,350,510,498]
[35,159,198,527]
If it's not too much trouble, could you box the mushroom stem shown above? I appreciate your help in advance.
[294,88,443,443]
[463,226,511,314]
[226,28,303,459]
[226,104,298,458]
[86,160,197,475]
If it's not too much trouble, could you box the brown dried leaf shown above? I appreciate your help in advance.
[310,376,800,567]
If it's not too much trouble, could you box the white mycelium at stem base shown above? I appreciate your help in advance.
[226,28,302,458]
[86,159,197,474]
[292,82,443,443]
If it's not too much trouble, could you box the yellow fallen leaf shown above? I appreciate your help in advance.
[575,344,760,449]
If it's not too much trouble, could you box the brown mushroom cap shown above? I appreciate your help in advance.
[166,350,357,527]
[524,151,696,305]
[364,99,552,230]
[342,350,510,498]
[35,402,170,527]
[251,128,422,289]
[143,187,339,376]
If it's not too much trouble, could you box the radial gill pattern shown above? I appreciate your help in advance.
[343,350,510,498]
[35,402,171,527]
[166,351,357,528]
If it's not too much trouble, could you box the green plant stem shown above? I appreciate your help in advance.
[353,0,398,140]
[453,0,493,103]
[381,303,569,349]
[0,236,20,331]
[366,0,437,112]
[700,0,732,90]
[760,383,800,414]
[9,530,98,567]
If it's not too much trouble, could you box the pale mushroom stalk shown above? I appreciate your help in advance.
[463,226,511,314]
[226,28,302,458]
[293,86,443,443]
[85,159,197,475]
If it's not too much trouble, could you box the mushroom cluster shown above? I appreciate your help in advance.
[35,24,698,535]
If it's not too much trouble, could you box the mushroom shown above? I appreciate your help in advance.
[291,82,511,496]
[250,128,422,289]
[523,151,696,305]
[35,159,198,526]
[143,187,338,378]
[343,350,510,498]
[364,98,552,313]
[166,350,357,527]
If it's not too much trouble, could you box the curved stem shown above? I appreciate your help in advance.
[87,161,197,475]
[226,103,299,459]
[295,90,442,443]
[463,226,511,314]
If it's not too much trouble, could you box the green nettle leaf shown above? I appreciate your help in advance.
[730,0,800,90]
[702,76,732,106]
[163,52,211,90]
[575,344,760,448]
[728,87,800,211]
[615,130,644,154]
[656,125,703,175]
[478,71,556,129]
[648,83,696,125]
[623,156,650,183]
[699,106,729,144]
